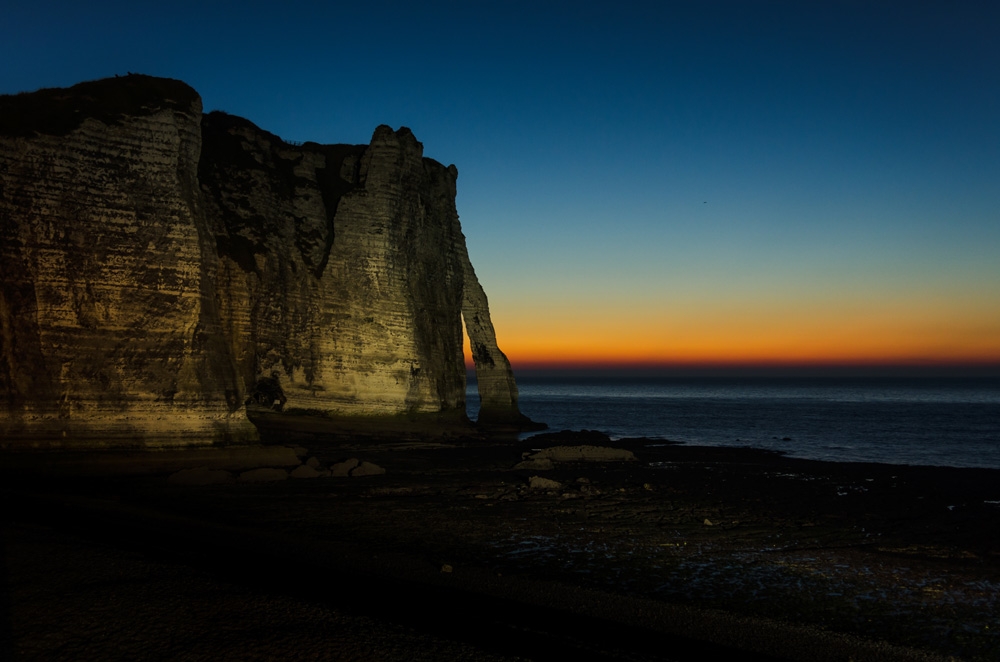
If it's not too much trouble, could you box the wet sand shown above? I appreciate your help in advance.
[3,430,1000,660]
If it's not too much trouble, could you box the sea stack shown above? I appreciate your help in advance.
[0,74,533,448]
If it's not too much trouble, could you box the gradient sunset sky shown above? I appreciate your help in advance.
[3,1,998,373]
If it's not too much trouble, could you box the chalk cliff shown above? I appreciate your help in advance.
[0,75,531,447]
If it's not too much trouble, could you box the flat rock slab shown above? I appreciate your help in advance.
[524,445,637,463]
[513,458,555,471]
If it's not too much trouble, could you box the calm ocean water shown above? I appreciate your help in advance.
[467,376,1000,469]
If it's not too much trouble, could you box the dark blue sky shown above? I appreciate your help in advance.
[3,1,998,367]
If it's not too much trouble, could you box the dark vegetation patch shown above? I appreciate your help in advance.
[0,74,200,137]
[200,111,367,278]
[311,143,365,278]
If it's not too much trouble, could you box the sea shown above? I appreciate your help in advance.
[467,374,1000,470]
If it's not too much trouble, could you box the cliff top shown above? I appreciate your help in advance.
[0,74,200,138]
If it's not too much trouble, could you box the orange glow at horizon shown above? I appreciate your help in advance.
[463,295,1000,370]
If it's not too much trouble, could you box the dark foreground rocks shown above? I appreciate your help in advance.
[3,432,1000,661]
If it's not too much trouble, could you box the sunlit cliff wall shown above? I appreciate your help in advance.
[0,75,527,448]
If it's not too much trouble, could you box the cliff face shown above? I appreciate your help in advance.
[0,75,529,447]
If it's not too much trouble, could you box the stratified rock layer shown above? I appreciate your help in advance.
[0,75,528,447]
[201,116,468,420]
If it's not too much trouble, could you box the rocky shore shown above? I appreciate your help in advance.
[4,430,1000,660]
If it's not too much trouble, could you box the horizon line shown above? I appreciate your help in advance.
[464,359,1000,378]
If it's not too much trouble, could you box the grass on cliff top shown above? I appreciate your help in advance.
[0,74,200,137]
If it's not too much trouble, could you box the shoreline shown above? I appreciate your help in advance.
[4,432,1000,660]
[502,374,1000,470]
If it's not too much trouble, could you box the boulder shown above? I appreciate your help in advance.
[290,464,324,479]
[528,476,564,490]
[350,461,386,477]
[329,458,360,477]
